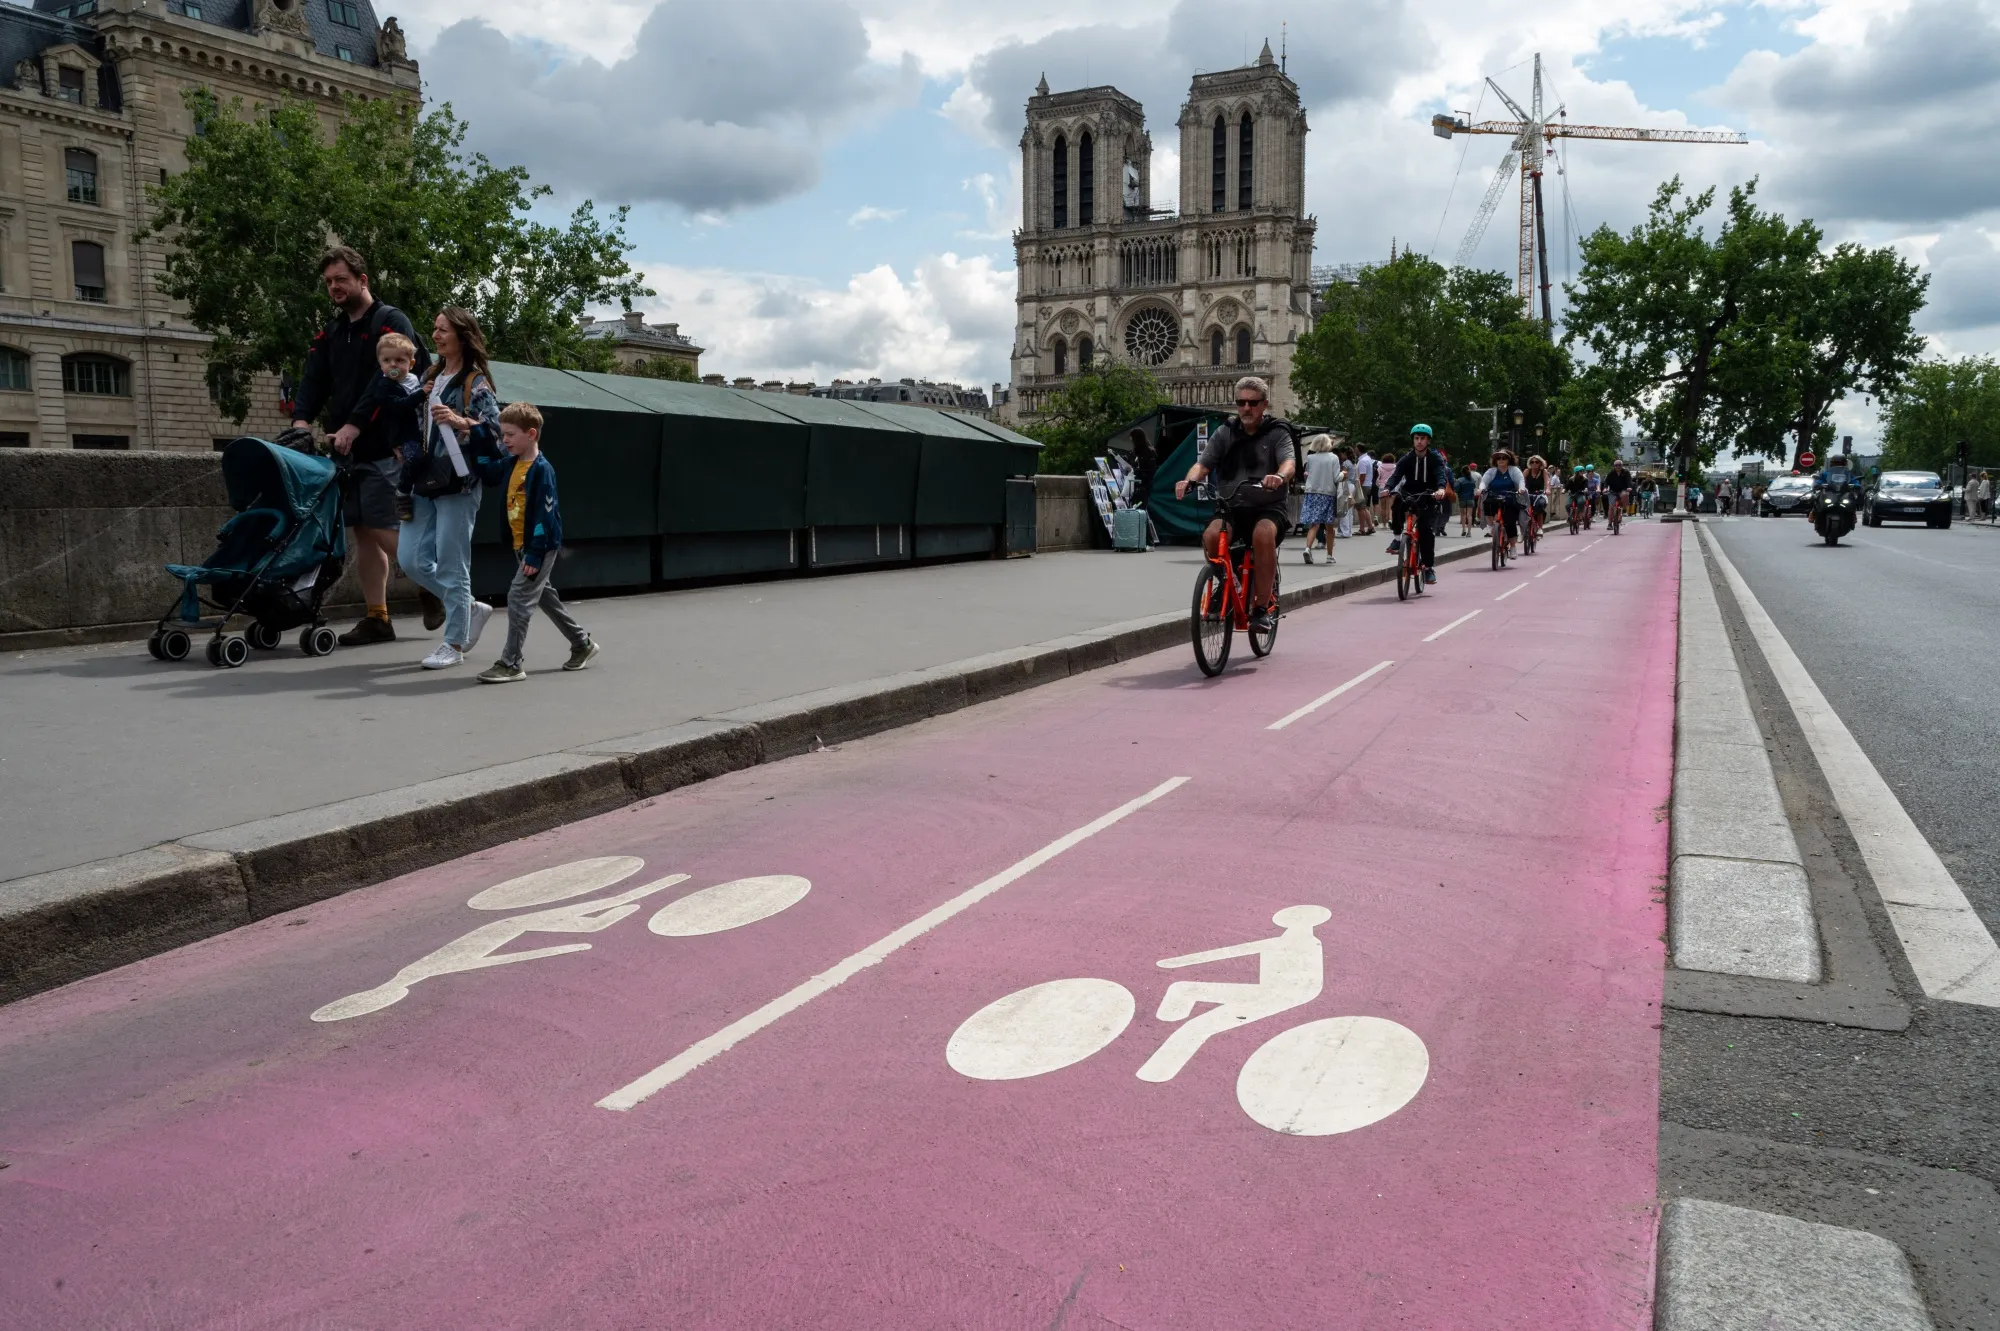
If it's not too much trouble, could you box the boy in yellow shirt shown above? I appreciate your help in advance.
[471,402,598,682]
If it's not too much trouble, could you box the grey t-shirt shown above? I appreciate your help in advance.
[1198,416,1300,508]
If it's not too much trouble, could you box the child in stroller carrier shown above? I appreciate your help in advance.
[148,436,349,667]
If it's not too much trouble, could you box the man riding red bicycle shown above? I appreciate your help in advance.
[1384,424,1454,585]
[1176,375,1298,634]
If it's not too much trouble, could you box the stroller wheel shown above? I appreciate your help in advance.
[248,621,283,651]
[219,635,250,668]
[301,625,338,657]
[159,628,191,661]
[205,638,223,667]
[146,632,165,660]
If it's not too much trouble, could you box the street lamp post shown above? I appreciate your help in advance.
[1510,408,1524,458]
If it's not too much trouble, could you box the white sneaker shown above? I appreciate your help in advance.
[463,600,493,651]
[421,643,463,670]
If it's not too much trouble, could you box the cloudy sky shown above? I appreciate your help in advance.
[401,0,2000,440]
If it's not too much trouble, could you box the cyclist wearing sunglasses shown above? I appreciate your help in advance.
[1175,375,1298,634]
[1383,424,1454,584]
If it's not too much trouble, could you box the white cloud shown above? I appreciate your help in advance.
[622,254,1017,388]
[848,206,907,227]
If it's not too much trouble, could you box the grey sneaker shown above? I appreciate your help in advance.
[476,661,525,684]
[563,638,600,672]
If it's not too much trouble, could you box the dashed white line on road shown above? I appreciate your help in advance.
[1494,583,1527,601]
[1268,660,1396,731]
[596,776,1193,1111]
[1561,553,1580,563]
[1702,527,2000,1007]
[1422,610,1482,643]
[1536,566,1556,578]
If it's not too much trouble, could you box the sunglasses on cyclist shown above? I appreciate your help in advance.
[1235,397,1264,407]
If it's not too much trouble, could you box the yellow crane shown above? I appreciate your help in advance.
[1432,54,1748,329]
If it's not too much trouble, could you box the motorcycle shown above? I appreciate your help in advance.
[1811,473,1857,546]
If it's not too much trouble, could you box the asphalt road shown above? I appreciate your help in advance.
[0,525,1676,1329]
[1706,514,2000,934]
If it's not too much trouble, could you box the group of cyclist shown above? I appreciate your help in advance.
[1174,376,1638,606]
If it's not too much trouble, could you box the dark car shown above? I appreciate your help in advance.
[1758,475,1814,516]
[1864,471,1952,528]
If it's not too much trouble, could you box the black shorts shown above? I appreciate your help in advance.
[340,456,403,531]
[1218,506,1290,545]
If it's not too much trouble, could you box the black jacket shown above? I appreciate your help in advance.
[293,299,425,462]
[353,372,427,471]
[1385,448,1453,497]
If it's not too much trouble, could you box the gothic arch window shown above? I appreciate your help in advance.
[1051,336,1067,376]
[1078,335,1093,369]
[1239,112,1254,210]
[1052,134,1068,229]
[1210,329,1224,366]
[1236,326,1252,365]
[1078,131,1094,226]
[1211,115,1227,212]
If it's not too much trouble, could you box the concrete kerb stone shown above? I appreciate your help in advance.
[1655,1197,1935,1331]
[0,844,247,1004]
[0,538,1490,1007]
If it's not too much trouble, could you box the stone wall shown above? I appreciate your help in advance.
[1034,475,1099,552]
[0,448,407,648]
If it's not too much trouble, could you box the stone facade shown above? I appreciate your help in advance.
[0,0,419,452]
[579,311,703,374]
[1007,43,1316,421]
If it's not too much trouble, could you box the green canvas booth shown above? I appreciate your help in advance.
[753,394,924,569]
[569,371,810,581]
[850,400,1042,559]
[476,362,661,597]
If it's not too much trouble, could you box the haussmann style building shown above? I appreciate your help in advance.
[0,0,419,451]
[1007,41,1317,422]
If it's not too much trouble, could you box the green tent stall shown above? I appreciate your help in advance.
[477,362,661,596]
[568,371,810,581]
[752,394,924,569]
[849,399,1040,559]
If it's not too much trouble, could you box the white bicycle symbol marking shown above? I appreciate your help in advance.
[945,905,1429,1136]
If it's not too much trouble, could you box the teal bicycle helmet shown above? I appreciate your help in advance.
[1410,423,1433,438]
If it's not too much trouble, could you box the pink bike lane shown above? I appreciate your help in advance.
[0,525,1677,1330]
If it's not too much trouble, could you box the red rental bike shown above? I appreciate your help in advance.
[1190,481,1282,677]
[1523,494,1544,555]
[1394,490,1429,601]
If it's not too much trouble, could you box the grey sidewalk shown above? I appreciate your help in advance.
[2,534,1465,883]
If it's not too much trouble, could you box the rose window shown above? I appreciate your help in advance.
[1123,308,1178,366]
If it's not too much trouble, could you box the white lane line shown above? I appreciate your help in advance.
[1701,527,2000,1007]
[597,777,1192,1111]
[1422,610,1481,642]
[1494,582,1528,601]
[1536,566,1557,578]
[1267,660,1395,731]
[1562,552,1581,563]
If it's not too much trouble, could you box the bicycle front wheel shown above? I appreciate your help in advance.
[1191,564,1233,676]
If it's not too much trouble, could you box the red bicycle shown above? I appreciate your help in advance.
[1190,482,1282,677]
[1523,495,1545,555]
[1394,492,1430,601]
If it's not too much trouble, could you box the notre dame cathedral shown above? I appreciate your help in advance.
[1007,41,1317,422]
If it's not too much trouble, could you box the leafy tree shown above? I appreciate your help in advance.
[1292,254,1572,463]
[147,92,650,420]
[1548,373,1625,468]
[1564,178,1814,478]
[618,355,700,382]
[1021,358,1170,474]
[1879,358,2000,471]
[1773,241,1927,465]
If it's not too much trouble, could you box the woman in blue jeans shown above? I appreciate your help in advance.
[398,306,501,670]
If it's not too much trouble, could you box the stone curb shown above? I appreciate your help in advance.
[1670,523,1821,984]
[0,540,1482,1005]
[1655,1197,1935,1330]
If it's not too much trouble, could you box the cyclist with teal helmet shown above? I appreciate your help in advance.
[1383,423,1453,584]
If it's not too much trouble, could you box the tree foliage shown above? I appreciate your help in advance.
[1291,254,1577,463]
[617,355,700,382]
[147,92,650,420]
[1021,359,1171,474]
[1879,358,2000,471]
[1774,241,1927,464]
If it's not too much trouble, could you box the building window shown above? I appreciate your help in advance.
[328,0,362,25]
[1078,336,1093,369]
[74,434,130,449]
[1236,326,1252,365]
[171,0,204,17]
[62,353,128,395]
[0,432,30,447]
[1210,330,1224,366]
[66,149,99,205]
[1051,337,1067,377]
[0,347,29,391]
[71,240,107,302]
[56,66,86,104]
[51,1,96,16]
[335,46,356,62]
[1212,115,1227,211]
[1052,135,1067,229]
[1078,132,1094,226]
[1239,113,1254,210]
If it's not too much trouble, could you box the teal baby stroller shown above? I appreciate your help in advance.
[149,436,347,667]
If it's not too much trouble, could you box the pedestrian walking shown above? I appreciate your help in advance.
[1975,471,1993,521]
[1455,465,1478,535]
[1299,433,1338,564]
[1336,453,1358,539]
[473,402,599,683]
[290,245,427,645]
[1354,448,1376,534]
[398,306,502,670]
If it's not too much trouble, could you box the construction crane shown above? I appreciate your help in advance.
[1433,54,1748,330]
